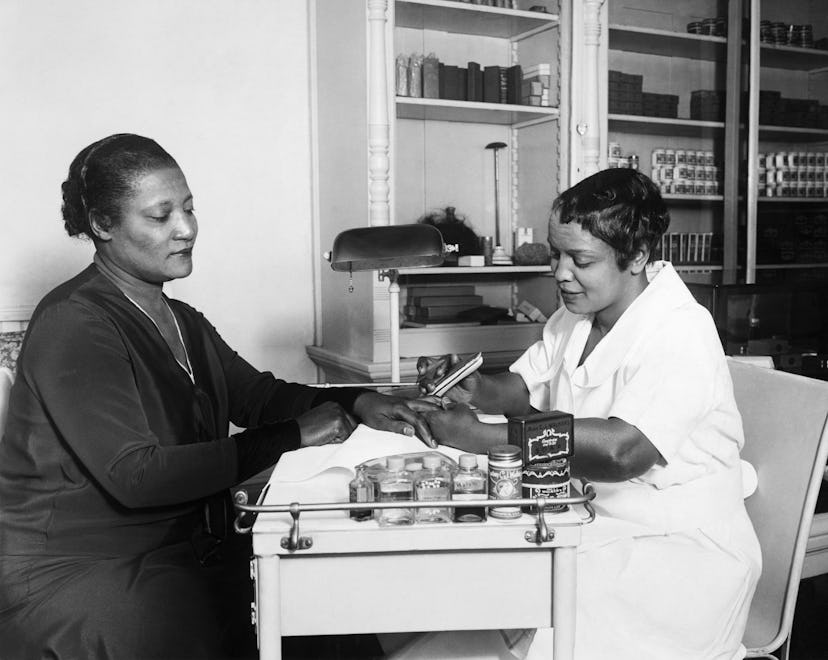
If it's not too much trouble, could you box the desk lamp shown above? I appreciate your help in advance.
[325,224,447,383]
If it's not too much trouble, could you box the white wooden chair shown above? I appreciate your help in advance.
[729,359,828,659]
[0,366,13,439]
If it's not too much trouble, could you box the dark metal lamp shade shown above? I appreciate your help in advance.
[328,224,445,272]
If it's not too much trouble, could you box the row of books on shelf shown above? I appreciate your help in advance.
[395,54,552,107]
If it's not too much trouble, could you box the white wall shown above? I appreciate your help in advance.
[0,0,317,382]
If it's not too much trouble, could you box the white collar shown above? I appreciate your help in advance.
[567,262,693,387]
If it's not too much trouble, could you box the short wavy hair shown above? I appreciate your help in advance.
[551,168,670,270]
[61,134,179,239]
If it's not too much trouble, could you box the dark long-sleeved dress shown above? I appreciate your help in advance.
[0,264,363,659]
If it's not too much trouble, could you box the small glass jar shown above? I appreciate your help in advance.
[487,445,523,519]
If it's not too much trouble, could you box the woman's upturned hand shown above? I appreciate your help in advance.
[353,392,440,448]
[296,401,358,448]
[416,353,481,405]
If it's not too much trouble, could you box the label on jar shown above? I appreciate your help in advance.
[488,464,522,519]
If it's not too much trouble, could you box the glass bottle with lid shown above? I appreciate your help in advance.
[452,453,487,523]
[348,466,374,522]
[377,456,414,526]
[413,453,452,524]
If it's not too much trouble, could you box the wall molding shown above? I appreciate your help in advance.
[0,305,34,323]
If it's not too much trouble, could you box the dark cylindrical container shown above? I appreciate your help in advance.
[480,236,494,266]
[522,459,571,514]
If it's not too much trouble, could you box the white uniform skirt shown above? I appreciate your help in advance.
[382,468,761,660]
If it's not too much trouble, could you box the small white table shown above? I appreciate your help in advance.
[244,472,593,660]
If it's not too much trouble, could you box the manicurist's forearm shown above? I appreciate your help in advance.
[568,417,660,482]
[471,372,533,417]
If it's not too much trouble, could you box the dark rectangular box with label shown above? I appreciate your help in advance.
[507,410,574,466]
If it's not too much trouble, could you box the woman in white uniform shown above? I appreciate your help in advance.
[416,168,761,660]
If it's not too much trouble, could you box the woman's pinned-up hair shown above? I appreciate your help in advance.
[552,168,670,269]
[61,134,179,239]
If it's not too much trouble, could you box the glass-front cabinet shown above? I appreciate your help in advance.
[742,0,828,286]
[605,0,734,285]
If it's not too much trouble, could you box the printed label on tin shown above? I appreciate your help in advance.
[522,482,570,512]
[522,460,569,486]
[525,428,571,464]
[508,411,574,466]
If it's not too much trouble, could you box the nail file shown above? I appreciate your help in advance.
[431,352,483,397]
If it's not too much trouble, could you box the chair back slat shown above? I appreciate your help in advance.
[731,360,828,652]
[0,366,14,440]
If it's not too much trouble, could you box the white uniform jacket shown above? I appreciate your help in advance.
[509,261,761,660]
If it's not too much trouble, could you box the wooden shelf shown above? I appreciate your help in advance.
[759,124,828,142]
[756,263,828,270]
[760,43,828,72]
[673,264,723,272]
[398,265,552,276]
[609,24,726,61]
[609,114,725,137]
[663,194,724,203]
[397,97,559,125]
[395,0,559,39]
[608,24,828,72]
[400,321,545,356]
[758,197,828,203]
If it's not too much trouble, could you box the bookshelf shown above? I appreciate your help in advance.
[309,0,604,383]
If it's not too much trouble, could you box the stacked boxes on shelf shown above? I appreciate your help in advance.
[608,69,643,115]
[759,151,828,198]
[689,90,828,127]
[522,63,551,106]
[609,70,678,119]
[759,90,828,129]
[690,90,726,121]
[403,285,483,327]
[757,211,828,264]
[641,92,679,118]
[650,147,721,196]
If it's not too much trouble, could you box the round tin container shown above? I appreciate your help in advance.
[487,445,522,519]
[522,459,570,514]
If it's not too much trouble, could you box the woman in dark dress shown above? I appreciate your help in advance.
[0,134,435,659]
